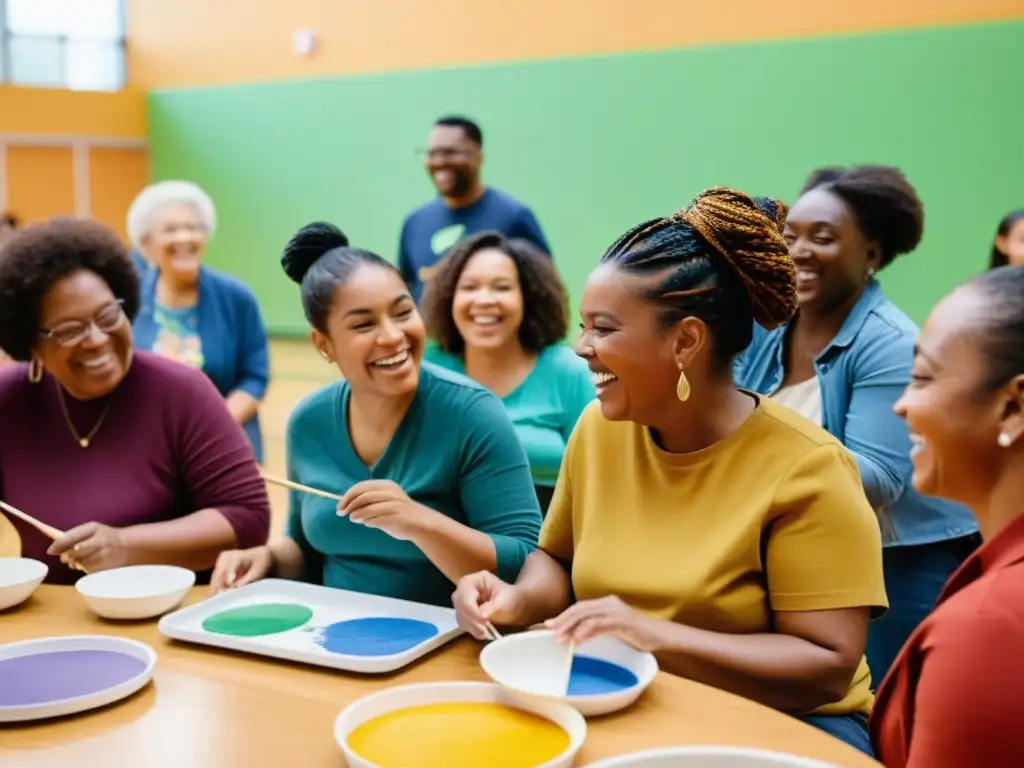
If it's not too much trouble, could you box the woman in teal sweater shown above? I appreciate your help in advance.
[422,231,594,511]
[211,223,542,607]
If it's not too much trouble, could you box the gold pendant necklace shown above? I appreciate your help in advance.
[57,386,111,448]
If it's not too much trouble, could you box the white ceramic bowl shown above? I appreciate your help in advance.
[583,746,839,767]
[480,629,658,717]
[0,557,48,611]
[75,565,195,620]
[334,681,587,768]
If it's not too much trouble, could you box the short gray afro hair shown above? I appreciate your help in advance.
[126,180,217,249]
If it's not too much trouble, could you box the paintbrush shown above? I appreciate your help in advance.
[0,500,64,541]
[0,500,87,572]
[260,471,343,501]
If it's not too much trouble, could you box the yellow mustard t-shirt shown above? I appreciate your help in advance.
[539,395,888,716]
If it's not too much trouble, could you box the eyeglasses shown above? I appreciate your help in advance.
[38,299,126,347]
[415,147,472,162]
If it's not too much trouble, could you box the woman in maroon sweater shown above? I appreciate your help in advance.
[0,218,270,583]
[870,265,1024,766]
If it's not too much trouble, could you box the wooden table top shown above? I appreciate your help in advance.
[0,586,881,768]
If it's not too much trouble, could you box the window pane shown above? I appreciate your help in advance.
[67,40,123,92]
[7,0,122,40]
[9,35,64,88]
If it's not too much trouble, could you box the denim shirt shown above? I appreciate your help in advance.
[734,280,977,548]
[134,266,270,463]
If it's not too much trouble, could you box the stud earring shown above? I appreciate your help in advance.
[998,432,1012,448]
[676,369,690,402]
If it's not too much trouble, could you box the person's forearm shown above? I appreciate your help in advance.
[226,390,260,425]
[120,508,238,571]
[268,537,306,581]
[650,621,856,712]
[511,550,573,627]
[412,507,498,585]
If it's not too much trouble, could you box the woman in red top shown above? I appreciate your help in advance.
[870,264,1024,766]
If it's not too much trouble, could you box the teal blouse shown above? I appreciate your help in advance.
[424,344,595,487]
[284,362,542,606]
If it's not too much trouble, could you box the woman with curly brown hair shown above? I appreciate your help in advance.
[0,218,270,582]
[454,188,886,755]
[421,231,593,511]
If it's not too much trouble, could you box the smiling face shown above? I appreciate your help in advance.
[894,287,1024,507]
[996,218,1024,266]
[575,263,692,424]
[312,264,425,398]
[783,188,879,315]
[34,270,133,400]
[141,202,208,286]
[424,125,481,200]
[451,247,525,352]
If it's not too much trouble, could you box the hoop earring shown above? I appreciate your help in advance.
[28,358,43,384]
[676,370,690,402]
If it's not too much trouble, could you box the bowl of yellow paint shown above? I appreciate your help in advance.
[335,681,587,768]
[583,746,840,767]
[481,630,658,717]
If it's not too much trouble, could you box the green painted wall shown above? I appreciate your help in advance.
[148,20,1023,336]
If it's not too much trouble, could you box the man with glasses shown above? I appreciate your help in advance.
[398,116,550,304]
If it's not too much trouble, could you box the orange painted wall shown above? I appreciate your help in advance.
[0,85,146,138]
[126,0,1024,89]
[88,148,150,239]
[5,146,76,223]
[0,86,147,232]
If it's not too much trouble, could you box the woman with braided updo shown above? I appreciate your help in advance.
[454,188,887,755]
[734,165,979,683]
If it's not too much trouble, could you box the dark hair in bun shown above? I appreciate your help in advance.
[281,221,398,332]
[600,186,797,372]
[800,164,923,270]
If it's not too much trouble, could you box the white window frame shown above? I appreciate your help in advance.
[0,0,127,91]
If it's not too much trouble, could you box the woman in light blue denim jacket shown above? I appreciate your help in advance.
[734,165,979,683]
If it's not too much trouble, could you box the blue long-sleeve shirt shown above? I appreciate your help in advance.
[734,279,977,547]
[133,266,269,462]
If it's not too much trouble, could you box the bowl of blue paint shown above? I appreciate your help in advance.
[479,630,658,717]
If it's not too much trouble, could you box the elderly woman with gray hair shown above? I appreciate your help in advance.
[128,181,270,462]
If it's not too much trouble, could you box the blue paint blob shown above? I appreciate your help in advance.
[315,617,438,657]
[567,654,639,696]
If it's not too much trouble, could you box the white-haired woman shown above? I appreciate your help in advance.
[128,180,270,463]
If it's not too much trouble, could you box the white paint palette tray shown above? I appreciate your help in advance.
[157,579,464,674]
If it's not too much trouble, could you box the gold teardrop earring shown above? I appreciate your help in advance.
[676,368,690,402]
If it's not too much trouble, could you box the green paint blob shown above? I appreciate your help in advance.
[201,602,314,637]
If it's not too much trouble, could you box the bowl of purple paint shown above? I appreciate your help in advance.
[479,630,658,717]
[0,634,157,723]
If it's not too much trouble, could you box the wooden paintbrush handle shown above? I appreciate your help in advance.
[259,472,344,502]
[0,500,65,541]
